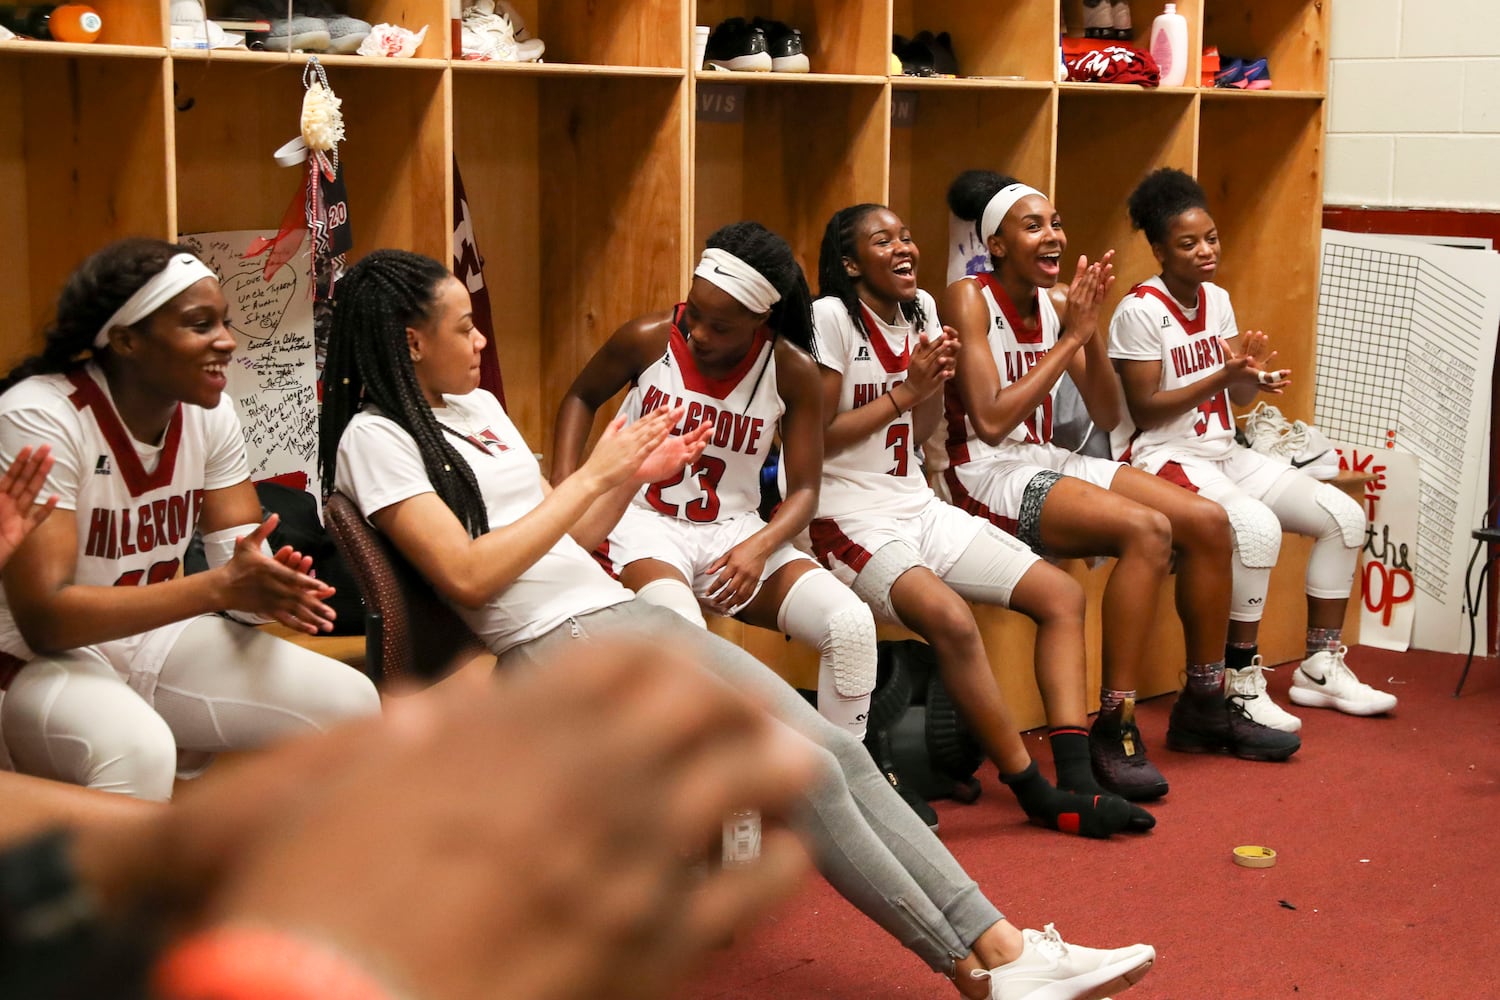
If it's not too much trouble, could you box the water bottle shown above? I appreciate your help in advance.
[721,808,761,868]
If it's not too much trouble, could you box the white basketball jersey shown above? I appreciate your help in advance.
[0,365,248,662]
[621,304,782,524]
[1107,276,1239,469]
[944,273,1062,468]
[810,292,935,522]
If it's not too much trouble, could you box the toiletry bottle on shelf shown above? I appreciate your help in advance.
[1149,3,1188,87]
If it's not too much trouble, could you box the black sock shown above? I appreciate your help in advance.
[1226,642,1257,670]
[1049,727,1101,794]
[999,760,1155,837]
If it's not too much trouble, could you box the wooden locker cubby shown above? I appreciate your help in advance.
[1,0,1334,721]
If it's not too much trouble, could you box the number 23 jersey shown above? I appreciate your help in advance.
[1107,276,1239,472]
[620,304,782,524]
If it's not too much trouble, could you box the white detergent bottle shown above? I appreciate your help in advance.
[1150,3,1188,87]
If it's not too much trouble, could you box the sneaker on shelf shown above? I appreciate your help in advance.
[1082,0,1113,39]
[461,0,542,62]
[1089,699,1169,801]
[1166,690,1301,762]
[705,17,772,72]
[171,0,240,48]
[752,17,808,73]
[1110,0,1133,40]
[301,0,370,54]
[1214,56,1246,87]
[1225,656,1302,733]
[1231,56,1272,89]
[235,3,329,52]
[972,923,1155,1000]
[1290,646,1398,716]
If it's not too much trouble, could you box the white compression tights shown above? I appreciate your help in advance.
[635,571,877,738]
[1,616,381,801]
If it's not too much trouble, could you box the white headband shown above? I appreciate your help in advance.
[693,248,781,315]
[93,253,219,349]
[979,183,1046,244]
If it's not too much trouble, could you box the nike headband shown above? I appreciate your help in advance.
[694,248,781,315]
[979,183,1046,244]
[94,253,220,350]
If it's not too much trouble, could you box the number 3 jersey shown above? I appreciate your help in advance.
[1107,276,1239,473]
[0,363,248,665]
[620,304,782,524]
[810,292,935,522]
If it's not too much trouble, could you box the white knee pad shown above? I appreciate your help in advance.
[777,571,877,699]
[1308,483,1364,597]
[851,541,924,625]
[1221,494,1282,570]
[634,577,707,629]
[1315,482,1366,549]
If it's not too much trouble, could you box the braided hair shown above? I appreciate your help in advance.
[0,237,193,395]
[320,249,490,537]
[1127,167,1209,247]
[946,169,1022,272]
[816,203,928,336]
[704,222,817,362]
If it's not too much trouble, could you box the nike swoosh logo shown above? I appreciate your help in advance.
[1290,450,1331,468]
[1300,670,1328,686]
[713,265,735,277]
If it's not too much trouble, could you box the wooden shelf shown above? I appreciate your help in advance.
[6,0,1331,716]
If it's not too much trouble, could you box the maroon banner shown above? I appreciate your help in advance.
[453,159,505,405]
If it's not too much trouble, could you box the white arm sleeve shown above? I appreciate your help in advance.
[202,521,275,625]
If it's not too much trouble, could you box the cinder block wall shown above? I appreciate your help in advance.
[1326,0,1500,209]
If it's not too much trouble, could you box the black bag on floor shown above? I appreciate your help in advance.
[865,639,985,803]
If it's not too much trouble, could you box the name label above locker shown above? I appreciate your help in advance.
[891,91,917,129]
[698,85,747,123]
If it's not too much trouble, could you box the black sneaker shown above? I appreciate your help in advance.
[1090,700,1169,801]
[865,726,939,832]
[751,17,809,73]
[1165,691,1302,762]
[705,17,772,72]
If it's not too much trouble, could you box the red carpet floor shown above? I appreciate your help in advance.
[681,646,1500,998]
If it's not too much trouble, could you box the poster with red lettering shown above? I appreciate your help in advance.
[1342,447,1420,652]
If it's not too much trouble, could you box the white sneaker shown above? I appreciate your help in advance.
[974,924,1155,1000]
[1240,402,1339,479]
[1225,656,1302,733]
[1289,646,1397,716]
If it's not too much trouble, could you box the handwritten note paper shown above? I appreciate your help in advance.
[181,231,319,496]
[1341,447,1419,651]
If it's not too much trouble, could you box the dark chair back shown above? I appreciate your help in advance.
[323,492,486,684]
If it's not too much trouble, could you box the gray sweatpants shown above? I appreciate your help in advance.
[499,597,1003,974]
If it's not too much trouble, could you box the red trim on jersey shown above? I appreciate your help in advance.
[976,273,1044,345]
[942,468,1021,536]
[808,517,874,574]
[856,304,910,375]
[67,371,184,498]
[1132,283,1207,336]
[591,539,620,580]
[668,303,771,400]
[1155,461,1201,494]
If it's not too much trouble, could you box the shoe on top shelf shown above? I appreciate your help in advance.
[1111,0,1133,40]
[233,2,328,52]
[752,17,808,73]
[1082,0,1113,38]
[461,0,544,62]
[705,17,772,72]
[895,30,958,77]
[300,0,370,54]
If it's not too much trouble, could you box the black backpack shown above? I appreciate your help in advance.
[864,639,985,804]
